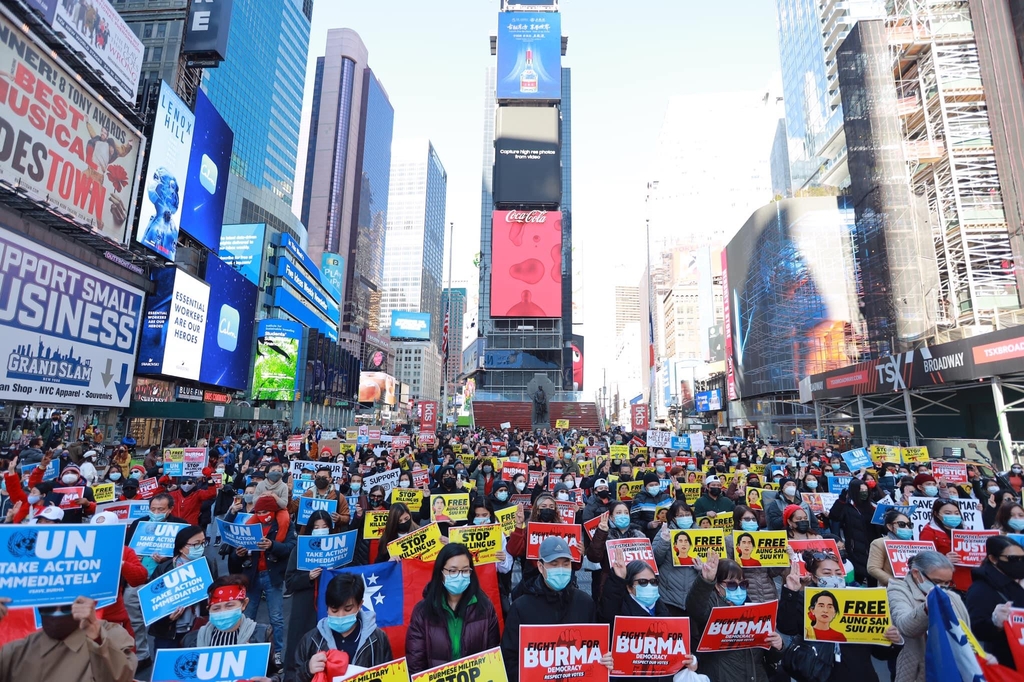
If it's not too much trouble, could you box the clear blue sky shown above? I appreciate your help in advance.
[295,0,781,394]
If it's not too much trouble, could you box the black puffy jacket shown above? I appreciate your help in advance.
[966,560,1024,668]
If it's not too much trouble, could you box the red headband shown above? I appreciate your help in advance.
[210,585,246,605]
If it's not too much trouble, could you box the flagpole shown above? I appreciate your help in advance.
[441,221,454,427]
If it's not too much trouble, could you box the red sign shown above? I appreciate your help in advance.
[286,436,303,454]
[202,390,231,404]
[54,486,84,509]
[368,428,382,442]
[418,432,436,446]
[511,493,533,511]
[697,601,778,652]
[502,461,529,481]
[490,441,508,454]
[1004,608,1024,671]
[520,624,609,682]
[952,529,999,567]
[932,461,968,484]
[585,446,602,459]
[606,538,658,575]
[583,513,606,540]
[393,435,411,448]
[525,522,583,562]
[631,404,649,432]
[611,616,690,677]
[789,539,845,578]
[137,477,160,500]
[490,210,562,318]
[420,400,438,432]
[528,471,546,488]
[883,540,936,578]
[556,500,578,525]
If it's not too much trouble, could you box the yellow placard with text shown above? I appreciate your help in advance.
[164,448,184,471]
[339,443,356,456]
[696,514,735,532]
[453,444,463,453]
[870,444,901,463]
[92,482,115,504]
[804,587,892,645]
[732,530,789,567]
[616,479,645,501]
[670,528,725,566]
[347,658,412,682]
[411,647,506,682]
[431,493,470,523]
[449,523,503,565]
[495,506,518,537]
[459,454,476,468]
[577,459,595,477]
[681,483,702,505]
[555,419,570,429]
[610,445,629,458]
[901,446,930,463]
[388,522,443,560]
[391,488,423,509]
[364,510,390,539]
[742,487,765,511]
[633,447,649,459]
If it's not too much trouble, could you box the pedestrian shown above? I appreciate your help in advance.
[966,535,1024,668]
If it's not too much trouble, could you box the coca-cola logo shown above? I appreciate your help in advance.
[505,210,547,224]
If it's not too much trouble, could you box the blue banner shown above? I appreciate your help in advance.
[827,474,854,494]
[871,503,915,526]
[297,530,357,571]
[138,558,214,626]
[276,256,340,323]
[128,522,188,557]
[292,479,316,496]
[219,223,266,286]
[496,12,562,100]
[21,459,58,481]
[217,518,266,551]
[0,523,126,607]
[152,643,271,682]
[842,448,873,471]
[670,435,691,451]
[297,496,338,525]
[316,561,402,623]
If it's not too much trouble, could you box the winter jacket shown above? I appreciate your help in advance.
[652,527,699,611]
[293,611,393,682]
[827,498,876,581]
[888,574,969,682]
[405,593,500,673]
[685,575,780,682]
[287,484,351,525]
[232,511,296,586]
[501,575,599,682]
[692,492,734,519]
[966,561,1024,668]
[254,477,290,509]
[765,493,814,531]
[724,534,779,605]
[918,523,973,592]
[169,484,219,526]
[867,536,896,586]
[629,489,671,539]
[599,572,675,682]
[582,495,613,524]
[97,547,149,638]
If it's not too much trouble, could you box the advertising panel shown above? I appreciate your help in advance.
[183,0,234,65]
[133,377,174,403]
[321,252,346,302]
[570,333,584,391]
[252,319,302,401]
[273,288,337,341]
[390,311,431,340]
[496,11,562,100]
[724,197,862,398]
[276,257,340,322]
[359,372,396,405]
[0,15,142,243]
[631,404,649,432]
[180,89,233,253]
[218,223,266,285]
[199,255,257,391]
[491,210,562,318]
[695,390,722,412]
[484,349,559,370]
[136,82,195,261]
[493,106,561,205]
[136,268,210,381]
[0,226,144,406]
[420,400,438,432]
[51,0,144,102]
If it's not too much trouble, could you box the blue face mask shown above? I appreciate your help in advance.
[725,587,747,605]
[729,457,738,464]
[656,465,666,474]
[188,545,206,560]
[895,527,914,540]
[544,567,572,591]
[686,464,696,471]
[923,485,938,497]
[806,480,818,489]
[327,614,358,633]
[741,520,759,532]
[674,516,694,529]
[209,607,243,631]
[444,574,471,595]
[1010,518,1024,532]
[942,515,962,528]
[613,514,631,530]
[634,584,659,608]
[149,512,167,522]
[473,516,490,525]
[350,483,361,493]
[311,528,329,536]
[509,456,520,463]
[496,491,509,502]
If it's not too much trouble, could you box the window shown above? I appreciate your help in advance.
[157,23,166,38]
[143,23,153,38]
[152,46,163,62]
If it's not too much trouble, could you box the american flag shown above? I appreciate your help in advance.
[441,307,450,361]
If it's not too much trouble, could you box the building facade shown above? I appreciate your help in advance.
[441,288,468,392]
[394,341,443,402]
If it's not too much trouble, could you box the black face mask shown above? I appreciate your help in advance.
[41,614,78,640]
[442,477,456,490]
[398,519,412,533]
[794,520,811,534]
[1000,559,1024,580]
[597,490,611,501]
[315,477,330,490]
[535,508,557,523]
[708,488,722,498]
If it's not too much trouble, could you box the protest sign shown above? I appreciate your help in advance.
[732,531,789,568]
[827,475,853,494]
[680,484,702,505]
[697,601,777,652]
[871,504,915,526]
[511,494,533,511]
[646,430,672,448]
[128,522,188,557]
[296,530,358,571]
[611,616,690,677]
[391,488,424,508]
[789,539,845,578]
[607,537,658,574]
[297,497,337,525]
[53,486,84,510]
[412,469,431,488]
[671,529,725,566]
[520,624,609,682]
[152,643,271,682]
[801,493,839,515]
[431,493,470,523]
[138,557,214,625]
[365,468,402,496]
[525,523,583,562]
[182,447,207,479]
[1004,609,1024,672]
[388,523,443,561]
[92,483,115,504]
[901,446,930,463]
[577,459,595,477]
[557,500,579,525]
[216,518,266,551]
[289,460,348,481]
[96,500,150,522]
[292,479,316,496]
[841,448,873,471]
[164,448,184,476]
[412,649,505,682]
[907,496,982,538]
[705,515,734,532]
[742,488,764,511]
[610,445,629,458]
[138,477,160,499]
[496,506,518,537]
[287,436,303,453]
[350,658,414,682]
[617,480,644,501]
[883,540,935,578]
[932,461,968,484]
[804,587,892,645]
[364,510,390,540]
[0,524,126,607]
[556,419,570,429]
[583,514,606,540]
[952,529,999,567]
[450,524,503,565]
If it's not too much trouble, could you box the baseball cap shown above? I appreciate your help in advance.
[539,536,573,563]
[36,506,65,522]
[594,478,609,490]
[705,476,721,486]
[91,511,120,525]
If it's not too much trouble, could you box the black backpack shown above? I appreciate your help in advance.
[781,638,835,682]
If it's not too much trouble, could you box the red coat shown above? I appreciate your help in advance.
[98,546,149,636]
[4,467,46,523]
[919,524,972,591]
[169,485,219,525]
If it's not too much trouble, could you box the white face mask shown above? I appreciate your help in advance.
[399,480,410,488]
[783,485,797,498]
[62,473,78,484]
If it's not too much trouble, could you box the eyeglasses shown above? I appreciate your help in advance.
[809,551,840,563]
[923,574,953,588]
[185,539,210,550]
[369,496,384,503]
[999,555,1024,563]
[442,568,472,577]
[632,578,659,587]
[722,580,750,590]
[891,521,912,529]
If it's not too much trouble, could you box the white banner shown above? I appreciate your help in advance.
[646,430,673,448]
[907,496,982,539]
[364,468,401,496]
[51,0,144,102]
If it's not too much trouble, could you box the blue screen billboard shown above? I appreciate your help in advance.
[496,12,561,101]
[180,89,233,253]
[390,311,431,340]
[219,223,266,285]
[200,255,258,391]
[321,252,345,303]
[695,390,723,412]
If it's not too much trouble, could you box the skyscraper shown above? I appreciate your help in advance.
[380,139,448,345]
[615,286,640,336]
[441,288,467,393]
[302,29,395,333]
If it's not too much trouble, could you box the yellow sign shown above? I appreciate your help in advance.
[411,647,507,682]
[555,419,570,429]
[346,429,358,443]
[495,506,517,537]
[347,658,412,682]
[164,448,184,472]
[92,482,114,504]
[391,488,424,509]
[577,459,594,477]
[459,454,476,468]
[633,447,649,458]
[804,587,892,645]
[449,523,503,565]
[749,464,765,475]
[732,530,789,568]
[431,493,470,523]
[870,444,902,463]
[671,529,725,566]
[696,515,734,532]
[742,487,765,511]
[616,479,644,501]
[453,444,463,453]
[680,483,702,505]
[339,443,356,455]
[363,510,390,539]
[388,522,443,560]
[901,446,930,463]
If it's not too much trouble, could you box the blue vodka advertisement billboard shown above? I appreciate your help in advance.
[200,255,258,391]
[180,89,234,253]
[496,12,561,101]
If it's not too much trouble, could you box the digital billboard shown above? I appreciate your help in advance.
[137,82,195,261]
[200,256,258,391]
[0,225,144,407]
[359,372,396,406]
[493,106,561,205]
[276,257,340,323]
[252,319,302,401]
[183,0,234,66]
[180,90,234,253]
[51,0,144,103]
[390,311,431,340]
[0,15,142,244]
[497,11,561,100]
[219,223,266,285]
[695,390,723,412]
[570,333,584,391]
[137,268,211,381]
[725,197,863,398]
[490,210,562,318]
[321,253,346,302]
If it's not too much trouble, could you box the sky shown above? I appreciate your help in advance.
[294,0,781,396]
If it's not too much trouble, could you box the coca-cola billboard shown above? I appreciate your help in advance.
[491,210,562,318]
[420,400,438,433]
[631,403,649,432]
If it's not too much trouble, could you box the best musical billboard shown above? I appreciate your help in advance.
[0,14,142,244]
[180,89,233,253]
[51,0,144,103]
[252,319,302,401]
[136,268,210,381]
[199,255,258,391]
[219,223,266,286]
[490,210,562,318]
[496,11,561,100]
[493,106,561,206]
[390,311,431,340]
[136,82,195,261]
